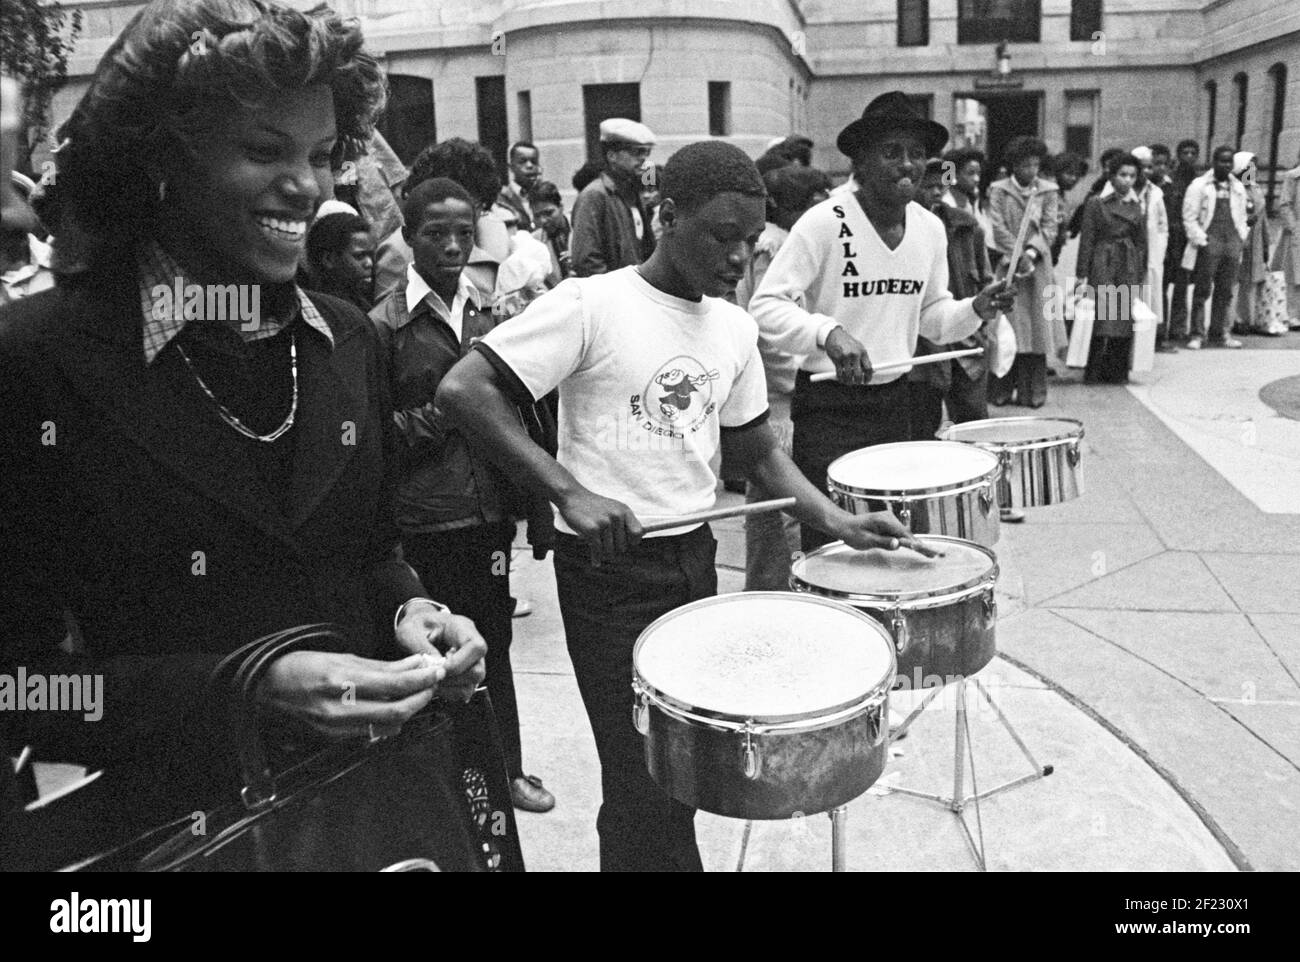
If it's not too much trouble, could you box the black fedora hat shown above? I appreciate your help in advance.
[837,91,950,159]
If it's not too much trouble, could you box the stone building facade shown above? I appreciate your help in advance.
[42,0,1300,202]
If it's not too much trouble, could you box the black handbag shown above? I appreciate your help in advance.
[5,625,525,872]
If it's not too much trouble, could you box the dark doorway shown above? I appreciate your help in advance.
[583,83,642,162]
[377,75,437,167]
[983,94,1041,177]
[476,75,508,176]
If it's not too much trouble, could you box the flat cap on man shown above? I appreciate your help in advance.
[599,118,656,148]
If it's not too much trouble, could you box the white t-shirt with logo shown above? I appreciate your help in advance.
[478,266,769,537]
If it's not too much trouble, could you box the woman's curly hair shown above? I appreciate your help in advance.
[1002,136,1050,169]
[50,0,385,255]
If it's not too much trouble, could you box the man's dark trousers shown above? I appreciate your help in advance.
[1190,239,1243,341]
[554,524,717,872]
[792,373,911,551]
[1164,238,1192,339]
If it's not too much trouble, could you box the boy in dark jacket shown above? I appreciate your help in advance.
[909,159,995,440]
[370,177,555,813]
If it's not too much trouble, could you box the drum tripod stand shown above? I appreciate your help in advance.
[887,674,1052,871]
[736,806,852,872]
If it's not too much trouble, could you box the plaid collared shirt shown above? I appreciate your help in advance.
[136,241,333,364]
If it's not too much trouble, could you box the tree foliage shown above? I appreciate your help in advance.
[0,0,83,166]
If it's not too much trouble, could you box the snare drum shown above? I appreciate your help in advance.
[790,537,998,682]
[826,441,1001,547]
[941,417,1084,508]
[632,592,895,820]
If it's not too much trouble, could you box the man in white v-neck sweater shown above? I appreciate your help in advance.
[749,92,1013,549]
[751,195,978,373]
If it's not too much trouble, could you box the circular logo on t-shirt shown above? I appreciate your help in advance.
[634,355,720,436]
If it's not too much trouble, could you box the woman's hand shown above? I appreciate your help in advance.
[255,650,446,740]
[395,604,488,704]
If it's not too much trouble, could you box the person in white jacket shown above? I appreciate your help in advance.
[1181,146,1247,349]
[749,91,1015,550]
[1272,148,1300,328]
[1122,145,1169,362]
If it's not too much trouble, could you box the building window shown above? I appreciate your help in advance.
[583,83,641,161]
[1233,72,1248,150]
[898,0,929,47]
[957,0,1041,44]
[708,81,732,137]
[1205,80,1217,148]
[476,76,508,174]
[376,75,436,167]
[1064,90,1097,161]
[517,90,533,144]
[1069,0,1102,42]
[1267,63,1287,211]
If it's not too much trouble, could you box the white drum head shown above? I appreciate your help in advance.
[828,441,999,493]
[944,417,1083,446]
[792,538,996,602]
[634,594,894,721]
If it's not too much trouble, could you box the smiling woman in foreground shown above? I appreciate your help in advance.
[0,0,486,862]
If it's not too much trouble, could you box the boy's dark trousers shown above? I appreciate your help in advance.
[909,364,989,442]
[404,520,523,780]
[553,525,717,872]
[791,373,911,551]
[1164,236,1191,338]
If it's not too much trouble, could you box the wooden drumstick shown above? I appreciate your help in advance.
[1002,188,1046,291]
[640,497,798,534]
[810,347,983,383]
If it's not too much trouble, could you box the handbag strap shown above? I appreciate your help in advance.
[226,624,347,811]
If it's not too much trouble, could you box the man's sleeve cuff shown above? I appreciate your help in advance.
[815,317,840,349]
[721,409,771,432]
[472,342,539,405]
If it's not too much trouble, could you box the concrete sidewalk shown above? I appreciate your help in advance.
[507,338,1300,871]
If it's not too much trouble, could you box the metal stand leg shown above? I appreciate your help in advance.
[830,806,847,872]
[887,674,1052,870]
[735,820,753,872]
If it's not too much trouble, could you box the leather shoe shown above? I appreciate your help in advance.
[510,774,556,812]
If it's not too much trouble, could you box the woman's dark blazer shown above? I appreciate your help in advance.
[0,261,426,811]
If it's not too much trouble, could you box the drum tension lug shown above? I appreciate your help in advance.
[741,720,760,780]
[982,590,997,627]
[897,500,913,530]
[889,606,909,656]
[632,685,650,736]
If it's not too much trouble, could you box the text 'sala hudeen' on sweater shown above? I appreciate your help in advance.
[748,196,983,383]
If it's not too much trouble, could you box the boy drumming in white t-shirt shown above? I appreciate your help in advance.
[437,141,925,873]
[750,92,1015,550]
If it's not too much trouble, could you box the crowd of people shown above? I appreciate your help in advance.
[3,0,1299,873]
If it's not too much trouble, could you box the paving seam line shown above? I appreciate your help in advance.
[1049,608,1300,774]
[997,650,1254,873]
